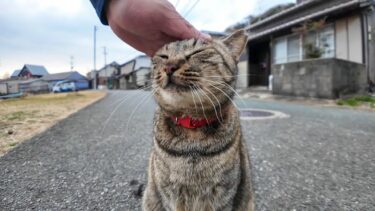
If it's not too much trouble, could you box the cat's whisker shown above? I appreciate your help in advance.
[189,85,199,115]
[204,82,239,110]
[202,86,224,122]
[101,91,146,136]
[125,89,157,139]
[108,91,134,107]
[204,74,253,78]
[192,85,208,121]
[201,78,247,108]
[195,86,222,125]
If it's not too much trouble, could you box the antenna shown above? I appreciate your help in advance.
[70,56,74,71]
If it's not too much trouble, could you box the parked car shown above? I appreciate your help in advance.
[52,80,76,93]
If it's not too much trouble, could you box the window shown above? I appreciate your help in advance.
[287,35,301,62]
[273,24,335,64]
[318,26,335,58]
[273,35,301,64]
[273,37,287,64]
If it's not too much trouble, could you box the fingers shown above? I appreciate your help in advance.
[111,25,176,56]
[160,5,211,41]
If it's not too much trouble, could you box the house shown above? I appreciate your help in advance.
[0,80,8,95]
[0,78,48,95]
[10,70,21,79]
[16,64,49,79]
[201,30,227,39]
[111,55,151,90]
[97,62,120,89]
[18,79,49,93]
[245,0,375,98]
[41,71,89,90]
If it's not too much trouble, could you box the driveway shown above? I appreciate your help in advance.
[1,90,374,210]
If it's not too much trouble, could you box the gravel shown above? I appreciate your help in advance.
[1,90,374,210]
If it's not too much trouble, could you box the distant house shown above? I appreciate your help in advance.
[17,64,49,79]
[201,30,227,39]
[97,62,120,89]
[18,79,49,93]
[41,71,89,90]
[10,70,21,79]
[111,55,151,90]
[246,0,375,98]
[0,78,48,95]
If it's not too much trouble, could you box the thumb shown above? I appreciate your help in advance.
[161,11,211,41]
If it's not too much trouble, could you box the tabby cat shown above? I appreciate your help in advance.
[142,30,253,211]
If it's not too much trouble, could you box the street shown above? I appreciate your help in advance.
[1,90,374,210]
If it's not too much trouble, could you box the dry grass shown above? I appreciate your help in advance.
[0,91,106,156]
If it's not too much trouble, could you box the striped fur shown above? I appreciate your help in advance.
[143,30,253,211]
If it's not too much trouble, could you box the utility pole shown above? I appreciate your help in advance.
[103,46,108,86]
[92,25,98,89]
[103,46,107,67]
[70,56,74,71]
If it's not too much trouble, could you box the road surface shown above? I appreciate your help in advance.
[1,90,374,210]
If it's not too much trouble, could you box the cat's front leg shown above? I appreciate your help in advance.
[142,185,165,211]
[143,152,165,211]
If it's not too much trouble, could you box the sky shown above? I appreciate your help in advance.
[0,0,294,78]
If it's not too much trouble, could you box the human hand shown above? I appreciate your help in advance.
[107,0,211,56]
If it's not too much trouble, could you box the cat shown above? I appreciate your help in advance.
[142,30,253,211]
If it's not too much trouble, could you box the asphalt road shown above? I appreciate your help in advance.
[1,90,374,210]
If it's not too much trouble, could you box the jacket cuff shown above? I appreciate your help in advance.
[90,0,109,25]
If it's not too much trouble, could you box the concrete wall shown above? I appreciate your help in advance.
[98,66,118,77]
[272,58,366,98]
[135,68,151,87]
[120,61,135,75]
[0,83,7,95]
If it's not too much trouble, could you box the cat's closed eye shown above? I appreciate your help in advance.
[156,54,169,60]
[185,49,206,60]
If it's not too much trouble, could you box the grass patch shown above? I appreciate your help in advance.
[337,95,375,108]
[8,142,17,147]
[0,90,106,156]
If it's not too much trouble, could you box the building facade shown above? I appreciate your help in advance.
[246,0,375,98]
[111,55,152,90]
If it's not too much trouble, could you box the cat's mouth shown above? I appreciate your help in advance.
[162,75,191,92]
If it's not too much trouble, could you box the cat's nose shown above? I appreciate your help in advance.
[165,64,179,75]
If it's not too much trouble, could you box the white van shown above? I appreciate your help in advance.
[52,80,76,93]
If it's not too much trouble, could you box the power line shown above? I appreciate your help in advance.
[179,0,192,16]
[174,0,180,8]
[183,0,200,18]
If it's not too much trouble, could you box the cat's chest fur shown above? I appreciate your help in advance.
[150,106,243,210]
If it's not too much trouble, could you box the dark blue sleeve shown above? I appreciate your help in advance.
[90,0,109,25]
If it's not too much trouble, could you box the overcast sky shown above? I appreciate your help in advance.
[0,0,294,77]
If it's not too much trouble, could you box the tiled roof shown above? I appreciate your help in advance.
[11,70,21,77]
[41,72,73,81]
[24,64,49,76]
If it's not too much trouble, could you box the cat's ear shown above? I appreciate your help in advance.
[222,29,248,62]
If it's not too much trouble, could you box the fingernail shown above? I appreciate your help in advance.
[199,33,212,41]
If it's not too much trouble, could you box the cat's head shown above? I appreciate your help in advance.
[151,30,248,116]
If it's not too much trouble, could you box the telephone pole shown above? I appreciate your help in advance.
[92,25,98,89]
[103,46,107,66]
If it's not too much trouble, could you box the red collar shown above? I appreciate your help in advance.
[171,115,217,129]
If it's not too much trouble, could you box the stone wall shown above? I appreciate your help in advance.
[272,58,367,99]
